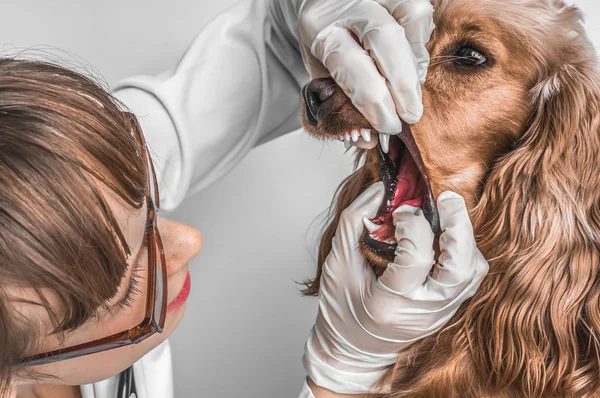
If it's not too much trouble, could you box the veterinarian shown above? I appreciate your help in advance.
[3,0,488,397]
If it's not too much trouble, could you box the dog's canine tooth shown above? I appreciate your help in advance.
[360,128,371,142]
[351,129,360,142]
[344,134,352,149]
[380,133,390,153]
[362,216,380,233]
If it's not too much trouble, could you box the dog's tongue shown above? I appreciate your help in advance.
[371,147,425,242]
[392,147,425,209]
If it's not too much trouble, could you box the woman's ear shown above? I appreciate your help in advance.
[465,39,600,396]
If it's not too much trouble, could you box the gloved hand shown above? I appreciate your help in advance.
[302,182,489,394]
[297,0,435,133]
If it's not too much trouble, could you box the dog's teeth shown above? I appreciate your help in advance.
[351,129,360,142]
[344,134,352,149]
[360,128,371,142]
[379,133,390,153]
[354,135,378,150]
[362,216,380,233]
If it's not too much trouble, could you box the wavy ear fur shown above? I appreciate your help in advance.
[464,29,600,398]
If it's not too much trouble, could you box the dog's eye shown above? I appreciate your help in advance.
[453,46,487,67]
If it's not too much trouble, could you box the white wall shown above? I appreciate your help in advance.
[1,1,598,397]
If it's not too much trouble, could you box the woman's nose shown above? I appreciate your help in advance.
[302,77,336,125]
[156,217,202,276]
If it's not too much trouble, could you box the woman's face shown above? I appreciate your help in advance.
[12,185,202,386]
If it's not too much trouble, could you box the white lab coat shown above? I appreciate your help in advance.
[80,0,315,396]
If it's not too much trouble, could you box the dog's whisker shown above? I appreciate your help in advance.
[318,141,326,160]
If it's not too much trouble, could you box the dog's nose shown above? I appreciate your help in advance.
[302,78,336,125]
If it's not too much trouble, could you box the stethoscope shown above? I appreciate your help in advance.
[116,366,138,398]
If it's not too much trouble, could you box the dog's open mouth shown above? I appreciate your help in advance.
[300,77,440,264]
[362,127,440,263]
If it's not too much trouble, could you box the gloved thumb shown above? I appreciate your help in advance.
[325,181,385,279]
[337,181,385,240]
[345,180,385,216]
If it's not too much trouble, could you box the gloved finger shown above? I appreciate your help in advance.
[376,0,435,83]
[412,247,488,304]
[377,204,435,295]
[321,182,385,286]
[349,181,386,212]
[300,46,331,80]
[296,0,336,79]
[345,2,423,124]
[338,181,386,234]
[428,191,478,289]
[312,24,402,133]
[463,248,489,297]
[330,182,386,267]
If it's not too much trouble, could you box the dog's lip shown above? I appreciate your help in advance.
[362,122,440,263]
[303,119,440,236]
[362,229,397,262]
[398,122,440,236]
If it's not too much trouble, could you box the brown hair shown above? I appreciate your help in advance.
[0,58,147,394]
[306,0,600,396]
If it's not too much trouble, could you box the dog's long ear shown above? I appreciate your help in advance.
[465,24,600,397]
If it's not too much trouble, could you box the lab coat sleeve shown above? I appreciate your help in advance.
[112,0,309,212]
[298,378,317,398]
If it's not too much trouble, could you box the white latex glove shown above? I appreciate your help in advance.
[297,0,435,133]
[303,182,489,394]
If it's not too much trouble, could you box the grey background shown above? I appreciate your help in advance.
[0,1,598,397]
